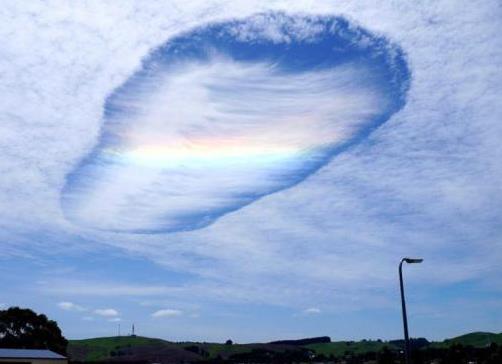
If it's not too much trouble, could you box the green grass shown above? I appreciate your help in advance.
[196,343,252,358]
[69,337,254,361]
[69,332,502,362]
[69,336,167,361]
[307,340,398,356]
[432,332,502,348]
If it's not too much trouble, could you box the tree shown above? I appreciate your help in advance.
[0,307,68,355]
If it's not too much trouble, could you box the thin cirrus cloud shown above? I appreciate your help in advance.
[61,13,409,234]
[39,280,177,297]
[58,301,86,312]
[303,307,321,315]
[152,309,183,318]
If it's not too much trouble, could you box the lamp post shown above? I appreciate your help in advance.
[399,257,423,364]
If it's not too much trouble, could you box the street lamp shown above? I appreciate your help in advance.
[399,257,423,364]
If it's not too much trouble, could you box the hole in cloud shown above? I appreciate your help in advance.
[62,12,410,233]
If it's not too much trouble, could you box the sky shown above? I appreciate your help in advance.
[0,0,501,343]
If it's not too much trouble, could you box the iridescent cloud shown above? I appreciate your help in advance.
[62,13,410,233]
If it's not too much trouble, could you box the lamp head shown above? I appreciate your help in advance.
[403,258,423,264]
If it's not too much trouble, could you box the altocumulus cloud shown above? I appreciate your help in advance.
[1,0,502,340]
[58,301,86,312]
[94,308,119,317]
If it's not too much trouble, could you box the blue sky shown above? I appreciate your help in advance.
[1,1,501,343]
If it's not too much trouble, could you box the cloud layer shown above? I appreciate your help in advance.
[61,13,409,233]
[1,0,501,342]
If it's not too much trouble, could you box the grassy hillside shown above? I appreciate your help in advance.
[433,332,502,348]
[69,336,177,361]
[68,336,404,362]
[68,336,291,362]
[306,340,398,357]
[68,332,502,362]
[193,342,252,358]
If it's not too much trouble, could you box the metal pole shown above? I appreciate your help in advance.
[399,259,410,364]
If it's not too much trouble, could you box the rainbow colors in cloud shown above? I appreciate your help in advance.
[62,13,410,233]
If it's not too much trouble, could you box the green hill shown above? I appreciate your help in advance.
[68,331,502,362]
[69,336,191,362]
[68,336,296,362]
[306,340,398,357]
[433,332,502,348]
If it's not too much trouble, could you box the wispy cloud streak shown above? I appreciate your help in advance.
[62,14,408,233]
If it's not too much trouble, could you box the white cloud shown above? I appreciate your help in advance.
[58,301,86,312]
[303,307,321,315]
[94,308,119,317]
[152,309,183,318]
[62,50,388,233]
[108,317,122,322]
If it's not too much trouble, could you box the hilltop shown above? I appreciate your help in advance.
[68,331,502,363]
[68,335,324,362]
[431,332,502,348]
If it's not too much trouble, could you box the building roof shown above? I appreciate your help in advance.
[0,348,66,359]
